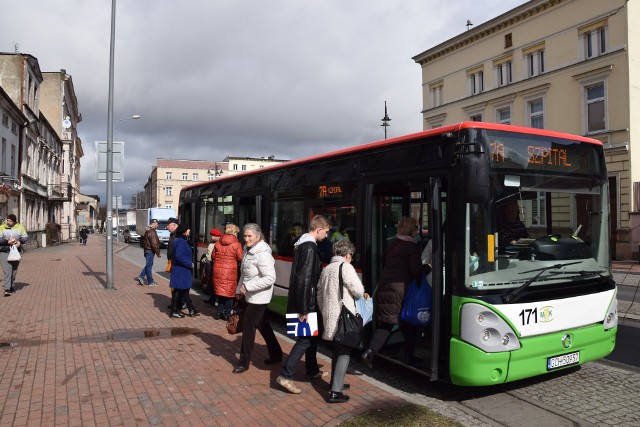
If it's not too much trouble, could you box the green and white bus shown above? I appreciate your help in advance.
[180,121,617,386]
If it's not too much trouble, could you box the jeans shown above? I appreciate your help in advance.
[139,250,155,283]
[280,336,319,379]
[217,296,233,317]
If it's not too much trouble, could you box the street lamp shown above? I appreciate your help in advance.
[128,186,139,209]
[114,114,140,242]
[207,163,222,179]
[381,101,391,139]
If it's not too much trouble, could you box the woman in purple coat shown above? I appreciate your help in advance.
[169,224,200,318]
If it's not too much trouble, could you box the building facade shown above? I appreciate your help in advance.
[413,0,638,259]
[0,53,82,244]
[40,70,83,241]
[0,86,26,221]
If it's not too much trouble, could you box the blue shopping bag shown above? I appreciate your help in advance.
[400,274,432,326]
[355,296,373,326]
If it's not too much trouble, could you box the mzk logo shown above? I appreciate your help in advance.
[539,306,554,322]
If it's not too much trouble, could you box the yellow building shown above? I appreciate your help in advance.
[413,0,638,259]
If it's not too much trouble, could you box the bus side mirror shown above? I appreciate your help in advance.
[462,153,490,203]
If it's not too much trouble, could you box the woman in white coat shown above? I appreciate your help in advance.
[317,239,365,403]
[233,223,283,374]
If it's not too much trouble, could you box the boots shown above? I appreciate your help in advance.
[169,290,185,318]
[361,349,374,369]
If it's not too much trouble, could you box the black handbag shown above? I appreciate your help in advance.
[333,263,364,349]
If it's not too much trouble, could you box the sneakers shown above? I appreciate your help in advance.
[136,277,145,285]
[4,291,10,297]
[276,376,301,394]
[306,370,329,380]
[147,282,158,286]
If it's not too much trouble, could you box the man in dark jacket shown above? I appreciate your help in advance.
[137,219,161,286]
[276,215,331,394]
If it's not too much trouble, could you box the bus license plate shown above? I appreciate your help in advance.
[547,352,580,370]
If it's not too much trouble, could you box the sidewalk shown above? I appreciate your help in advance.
[0,235,413,427]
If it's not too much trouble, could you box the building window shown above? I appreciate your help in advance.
[164,186,172,196]
[233,164,238,171]
[11,122,17,135]
[586,83,605,132]
[165,171,172,180]
[526,49,545,77]
[497,107,511,124]
[165,204,172,209]
[429,81,443,108]
[192,173,198,181]
[1,112,7,127]
[529,99,544,129]
[504,33,513,48]
[470,114,482,122]
[495,61,512,87]
[208,173,215,180]
[468,70,484,95]
[1,138,5,173]
[241,165,247,171]
[10,145,15,176]
[582,25,607,59]
[181,173,188,180]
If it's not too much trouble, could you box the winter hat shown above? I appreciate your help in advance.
[6,214,16,223]
[175,223,189,236]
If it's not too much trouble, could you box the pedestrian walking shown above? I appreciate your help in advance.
[232,223,282,373]
[276,215,332,394]
[169,223,200,318]
[137,219,161,286]
[0,214,28,297]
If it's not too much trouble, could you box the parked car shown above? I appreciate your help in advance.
[123,225,141,243]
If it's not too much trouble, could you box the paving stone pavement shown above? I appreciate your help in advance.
[1,235,639,427]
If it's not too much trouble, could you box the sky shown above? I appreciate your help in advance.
[1,0,526,207]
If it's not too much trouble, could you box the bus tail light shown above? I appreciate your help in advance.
[603,293,618,330]
[460,303,521,352]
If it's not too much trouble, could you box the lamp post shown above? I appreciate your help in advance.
[128,186,138,209]
[105,0,117,290]
[113,115,140,243]
[381,101,391,139]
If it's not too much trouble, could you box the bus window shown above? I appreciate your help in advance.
[272,195,305,257]
[272,184,357,264]
[200,196,234,243]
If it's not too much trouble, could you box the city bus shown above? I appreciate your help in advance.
[178,121,617,386]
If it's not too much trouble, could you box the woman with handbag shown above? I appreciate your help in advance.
[0,214,28,297]
[361,216,424,369]
[232,223,282,374]
[317,240,365,403]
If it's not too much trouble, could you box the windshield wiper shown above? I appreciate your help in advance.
[502,261,582,304]
[549,269,608,279]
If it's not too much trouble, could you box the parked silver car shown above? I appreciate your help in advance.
[123,225,141,243]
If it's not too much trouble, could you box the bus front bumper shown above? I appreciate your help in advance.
[449,324,617,386]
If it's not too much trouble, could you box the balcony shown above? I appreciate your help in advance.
[47,183,72,201]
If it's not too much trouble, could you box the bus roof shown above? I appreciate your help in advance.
[182,121,603,192]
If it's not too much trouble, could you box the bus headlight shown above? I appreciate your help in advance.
[603,293,618,330]
[460,303,521,352]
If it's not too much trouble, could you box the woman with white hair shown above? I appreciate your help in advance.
[317,239,365,403]
[232,223,283,374]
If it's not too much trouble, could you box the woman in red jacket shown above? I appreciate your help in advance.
[213,223,244,320]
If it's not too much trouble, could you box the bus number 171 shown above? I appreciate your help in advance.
[519,308,538,326]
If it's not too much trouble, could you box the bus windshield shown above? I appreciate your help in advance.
[464,130,610,291]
